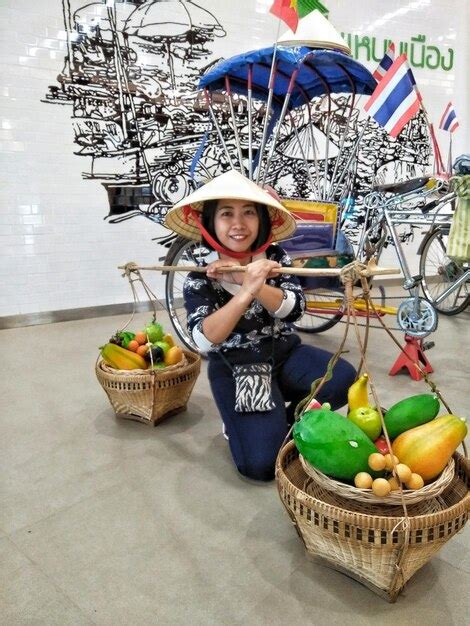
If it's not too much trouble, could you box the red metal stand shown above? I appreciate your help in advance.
[389,334,434,381]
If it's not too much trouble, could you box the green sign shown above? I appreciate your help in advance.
[341,33,454,72]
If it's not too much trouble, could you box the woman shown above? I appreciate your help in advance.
[165,170,355,481]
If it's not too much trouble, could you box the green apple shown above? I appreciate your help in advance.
[347,406,382,440]
[153,340,170,355]
[145,322,164,343]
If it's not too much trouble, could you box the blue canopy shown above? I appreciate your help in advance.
[199,46,376,109]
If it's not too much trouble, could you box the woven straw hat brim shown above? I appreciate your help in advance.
[164,170,297,242]
[278,10,351,55]
[165,204,297,242]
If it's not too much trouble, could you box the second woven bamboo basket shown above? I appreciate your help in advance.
[276,440,469,602]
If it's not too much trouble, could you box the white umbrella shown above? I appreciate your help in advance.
[73,1,135,41]
[123,0,224,41]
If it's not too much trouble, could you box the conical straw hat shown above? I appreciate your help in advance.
[165,170,297,242]
[278,9,351,55]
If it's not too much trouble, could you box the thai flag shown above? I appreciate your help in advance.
[373,42,395,82]
[439,102,459,133]
[364,54,421,138]
[405,61,423,103]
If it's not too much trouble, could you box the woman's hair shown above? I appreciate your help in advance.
[201,199,272,251]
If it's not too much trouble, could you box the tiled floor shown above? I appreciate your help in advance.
[1,301,469,625]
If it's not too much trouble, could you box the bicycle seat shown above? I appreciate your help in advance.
[372,176,431,194]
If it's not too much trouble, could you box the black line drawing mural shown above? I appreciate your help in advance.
[43,0,430,244]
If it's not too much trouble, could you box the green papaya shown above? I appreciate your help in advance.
[293,407,382,482]
[384,394,440,440]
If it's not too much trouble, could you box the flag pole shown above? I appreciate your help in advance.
[427,118,445,175]
[447,133,453,176]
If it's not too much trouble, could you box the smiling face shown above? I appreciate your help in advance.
[213,198,260,254]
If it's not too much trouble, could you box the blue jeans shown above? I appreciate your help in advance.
[208,343,356,481]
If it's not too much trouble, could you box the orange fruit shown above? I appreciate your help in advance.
[164,345,183,366]
[383,453,400,471]
[127,340,139,352]
[136,344,148,357]
[368,453,386,471]
[395,463,412,483]
[135,332,147,345]
[354,472,373,489]
[372,478,391,497]
[406,473,424,490]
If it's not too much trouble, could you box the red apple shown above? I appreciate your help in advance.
[374,436,390,455]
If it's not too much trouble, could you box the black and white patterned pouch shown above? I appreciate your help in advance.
[232,362,275,413]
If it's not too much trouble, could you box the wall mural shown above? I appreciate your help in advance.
[43,0,430,246]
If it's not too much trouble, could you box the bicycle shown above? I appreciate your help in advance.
[359,176,469,317]
[354,175,458,336]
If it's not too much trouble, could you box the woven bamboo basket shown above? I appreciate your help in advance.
[276,440,469,602]
[95,350,201,425]
[299,454,456,505]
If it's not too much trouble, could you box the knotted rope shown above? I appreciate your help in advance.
[120,261,161,331]
[291,260,417,590]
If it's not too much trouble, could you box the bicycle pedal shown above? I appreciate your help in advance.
[422,341,435,351]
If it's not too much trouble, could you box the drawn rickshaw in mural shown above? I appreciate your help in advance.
[46,0,432,224]
[44,1,431,220]
[44,0,227,213]
[43,3,439,343]
[162,41,389,347]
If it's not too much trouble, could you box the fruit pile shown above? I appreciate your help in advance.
[354,453,424,496]
[99,320,184,371]
[293,374,467,496]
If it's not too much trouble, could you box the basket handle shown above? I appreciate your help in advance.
[120,262,160,332]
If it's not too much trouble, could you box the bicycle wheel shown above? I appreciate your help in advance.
[420,228,469,315]
[164,236,212,351]
[293,286,346,333]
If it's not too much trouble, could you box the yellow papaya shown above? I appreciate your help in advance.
[392,414,467,481]
[101,343,148,370]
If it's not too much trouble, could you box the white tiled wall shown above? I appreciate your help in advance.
[1,0,467,318]
[0,1,172,317]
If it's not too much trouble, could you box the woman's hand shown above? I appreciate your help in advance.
[240,259,281,298]
[201,259,283,345]
[206,259,244,285]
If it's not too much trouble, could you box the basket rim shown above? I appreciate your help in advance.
[275,440,469,527]
[298,454,456,506]
[96,349,201,381]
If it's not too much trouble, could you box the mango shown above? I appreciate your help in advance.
[392,414,467,481]
[384,394,439,439]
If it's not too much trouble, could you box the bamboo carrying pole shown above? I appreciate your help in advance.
[118,260,400,279]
